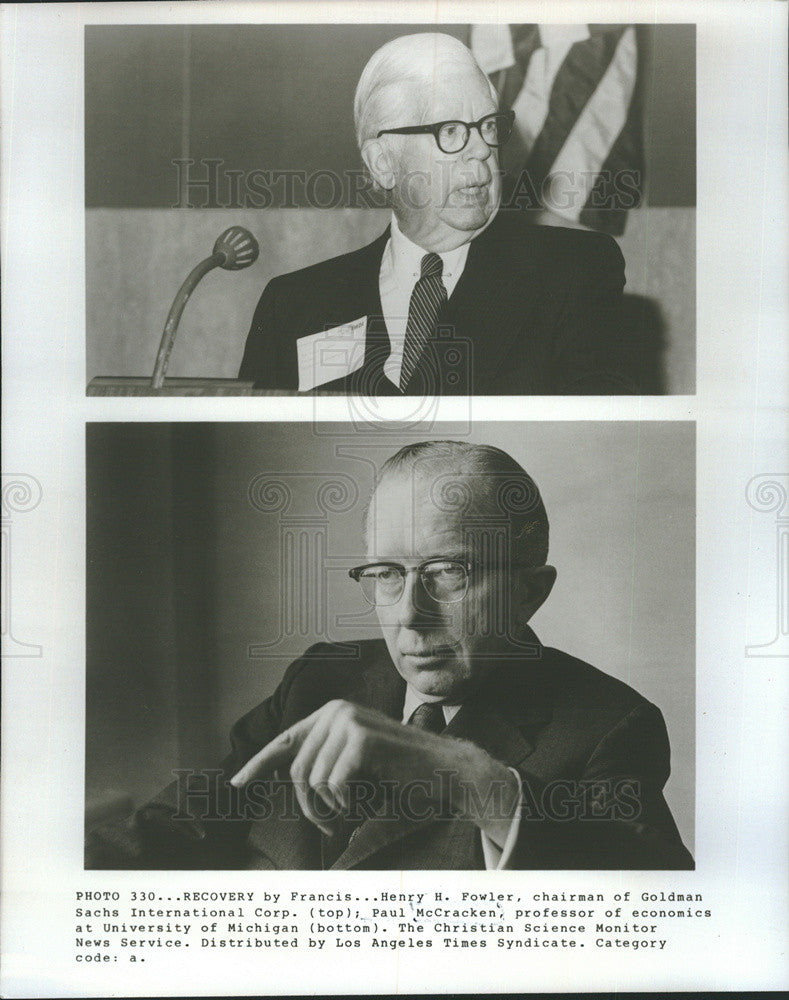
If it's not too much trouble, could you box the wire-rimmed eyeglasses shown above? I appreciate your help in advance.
[349,558,473,607]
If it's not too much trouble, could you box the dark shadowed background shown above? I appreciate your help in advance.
[85,421,695,851]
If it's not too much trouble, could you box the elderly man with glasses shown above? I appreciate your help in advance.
[87,441,692,871]
[239,33,633,396]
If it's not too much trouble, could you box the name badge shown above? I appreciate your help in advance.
[296,316,367,392]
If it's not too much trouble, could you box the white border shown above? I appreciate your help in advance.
[2,2,787,996]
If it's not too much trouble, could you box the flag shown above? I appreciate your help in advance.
[471,23,644,235]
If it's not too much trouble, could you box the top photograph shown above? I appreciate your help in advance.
[85,22,695,397]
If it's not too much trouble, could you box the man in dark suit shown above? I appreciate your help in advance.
[239,33,633,396]
[87,440,692,870]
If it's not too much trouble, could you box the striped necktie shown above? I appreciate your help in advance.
[399,252,447,393]
[406,702,446,733]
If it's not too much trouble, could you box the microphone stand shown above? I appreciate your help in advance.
[150,226,259,390]
[150,252,225,389]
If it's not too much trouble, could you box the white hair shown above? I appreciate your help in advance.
[353,33,497,150]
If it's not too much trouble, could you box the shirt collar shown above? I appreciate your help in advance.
[402,685,462,725]
[388,213,470,286]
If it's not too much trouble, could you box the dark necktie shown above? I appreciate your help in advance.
[399,252,447,392]
[323,701,446,867]
[407,702,446,734]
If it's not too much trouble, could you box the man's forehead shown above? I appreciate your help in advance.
[396,58,492,105]
[367,467,492,534]
[373,465,465,500]
[365,505,468,560]
[370,467,446,513]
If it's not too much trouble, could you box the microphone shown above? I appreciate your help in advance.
[150,226,259,389]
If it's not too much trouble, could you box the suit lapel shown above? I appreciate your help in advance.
[245,785,322,869]
[312,229,393,395]
[324,227,389,324]
[246,635,554,870]
[332,642,553,870]
[442,215,546,395]
[243,644,399,870]
[316,648,405,868]
[330,706,538,870]
[314,215,544,397]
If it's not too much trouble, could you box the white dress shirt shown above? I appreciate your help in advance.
[401,686,523,870]
[379,215,471,388]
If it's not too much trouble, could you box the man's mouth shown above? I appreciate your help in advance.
[401,645,457,662]
[451,181,491,208]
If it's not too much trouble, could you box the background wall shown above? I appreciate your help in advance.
[86,205,695,393]
[86,421,695,851]
[85,24,695,209]
[84,24,696,393]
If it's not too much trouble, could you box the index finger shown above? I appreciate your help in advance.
[230,713,316,786]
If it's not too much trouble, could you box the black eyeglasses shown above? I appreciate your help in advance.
[349,558,474,607]
[377,110,515,155]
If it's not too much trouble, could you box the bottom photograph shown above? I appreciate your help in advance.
[85,420,695,871]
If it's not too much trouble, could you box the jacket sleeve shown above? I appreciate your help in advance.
[84,653,307,870]
[511,702,694,870]
[551,232,637,395]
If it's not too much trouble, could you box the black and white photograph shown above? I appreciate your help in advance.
[1,1,787,996]
[85,421,695,871]
[85,23,695,397]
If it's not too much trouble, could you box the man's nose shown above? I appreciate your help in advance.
[462,124,492,161]
[397,570,444,628]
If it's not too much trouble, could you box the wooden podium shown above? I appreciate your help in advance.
[86,378,343,396]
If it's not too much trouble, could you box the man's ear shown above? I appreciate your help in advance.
[361,137,397,191]
[514,565,557,628]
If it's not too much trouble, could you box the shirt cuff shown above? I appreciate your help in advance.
[480,767,522,870]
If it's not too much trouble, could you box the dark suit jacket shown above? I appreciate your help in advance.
[86,631,692,870]
[238,212,634,395]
